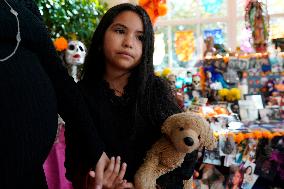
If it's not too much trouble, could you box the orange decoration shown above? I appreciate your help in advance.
[235,133,245,144]
[253,130,262,139]
[199,67,206,92]
[272,132,282,138]
[262,131,273,139]
[214,107,229,115]
[139,0,149,6]
[53,37,68,52]
[139,0,168,24]
[244,133,254,139]
[175,30,195,62]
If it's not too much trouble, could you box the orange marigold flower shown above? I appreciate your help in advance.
[244,133,254,139]
[235,133,245,144]
[262,131,273,139]
[54,37,68,52]
[253,130,262,139]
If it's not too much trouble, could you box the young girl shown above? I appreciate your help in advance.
[68,3,198,189]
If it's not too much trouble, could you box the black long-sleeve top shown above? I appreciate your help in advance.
[77,77,198,189]
[0,0,103,188]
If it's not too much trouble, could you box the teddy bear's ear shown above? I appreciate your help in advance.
[161,113,179,135]
[161,118,171,135]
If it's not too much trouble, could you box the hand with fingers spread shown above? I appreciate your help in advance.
[91,152,110,189]
[88,156,133,189]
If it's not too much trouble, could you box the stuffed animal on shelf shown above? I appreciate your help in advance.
[134,112,216,189]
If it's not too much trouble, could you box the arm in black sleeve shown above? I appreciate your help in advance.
[145,76,183,127]
[23,0,105,181]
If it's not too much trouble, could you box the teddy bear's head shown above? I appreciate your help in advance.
[161,112,216,153]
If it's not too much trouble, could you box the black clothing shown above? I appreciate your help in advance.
[0,0,103,188]
[78,77,198,188]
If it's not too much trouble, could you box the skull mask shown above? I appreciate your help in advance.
[65,40,86,65]
[192,75,201,90]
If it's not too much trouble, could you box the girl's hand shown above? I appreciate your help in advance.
[115,180,135,189]
[103,156,126,188]
[88,156,128,189]
[93,152,110,189]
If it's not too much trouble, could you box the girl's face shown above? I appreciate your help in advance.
[232,171,242,185]
[246,166,252,174]
[103,11,144,74]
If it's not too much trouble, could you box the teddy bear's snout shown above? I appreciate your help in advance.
[184,137,194,146]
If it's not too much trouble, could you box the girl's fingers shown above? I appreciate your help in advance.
[117,163,127,181]
[113,156,121,176]
[104,157,115,180]
[108,156,122,183]
[117,180,135,189]
[89,170,96,178]
[112,162,127,187]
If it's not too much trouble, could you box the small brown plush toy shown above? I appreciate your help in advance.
[134,112,216,189]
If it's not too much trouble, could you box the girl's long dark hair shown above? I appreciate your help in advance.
[81,3,154,98]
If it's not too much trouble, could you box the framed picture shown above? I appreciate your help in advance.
[203,142,222,166]
[244,94,265,109]
[265,107,281,122]
[219,134,236,156]
[238,100,257,121]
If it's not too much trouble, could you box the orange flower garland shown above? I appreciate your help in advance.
[215,130,284,144]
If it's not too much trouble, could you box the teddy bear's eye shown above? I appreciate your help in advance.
[198,135,201,139]
[178,127,184,131]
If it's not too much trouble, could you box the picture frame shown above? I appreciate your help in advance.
[244,94,265,109]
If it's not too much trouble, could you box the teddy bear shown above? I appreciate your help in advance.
[134,112,216,189]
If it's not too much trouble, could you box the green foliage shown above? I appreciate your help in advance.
[35,0,107,47]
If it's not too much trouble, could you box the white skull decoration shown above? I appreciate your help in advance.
[192,74,201,90]
[65,40,86,65]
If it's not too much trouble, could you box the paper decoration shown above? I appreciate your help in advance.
[175,30,195,62]
[204,29,224,45]
[201,0,224,14]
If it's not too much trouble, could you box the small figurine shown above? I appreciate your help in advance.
[64,40,87,82]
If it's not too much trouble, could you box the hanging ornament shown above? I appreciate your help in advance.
[245,0,269,53]
[139,0,167,24]
[175,30,195,62]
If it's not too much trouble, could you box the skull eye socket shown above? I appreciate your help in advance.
[178,127,184,131]
[79,46,84,51]
[69,44,75,50]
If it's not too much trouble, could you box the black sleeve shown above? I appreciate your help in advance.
[157,150,198,188]
[145,76,182,127]
[24,0,105,181]
[21,0,43,20]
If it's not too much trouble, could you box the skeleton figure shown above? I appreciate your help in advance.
[192,74,201,90]
[192,74,201,98]
[65,40,87,82]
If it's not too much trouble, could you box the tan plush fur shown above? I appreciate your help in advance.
[134,112,216,189]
